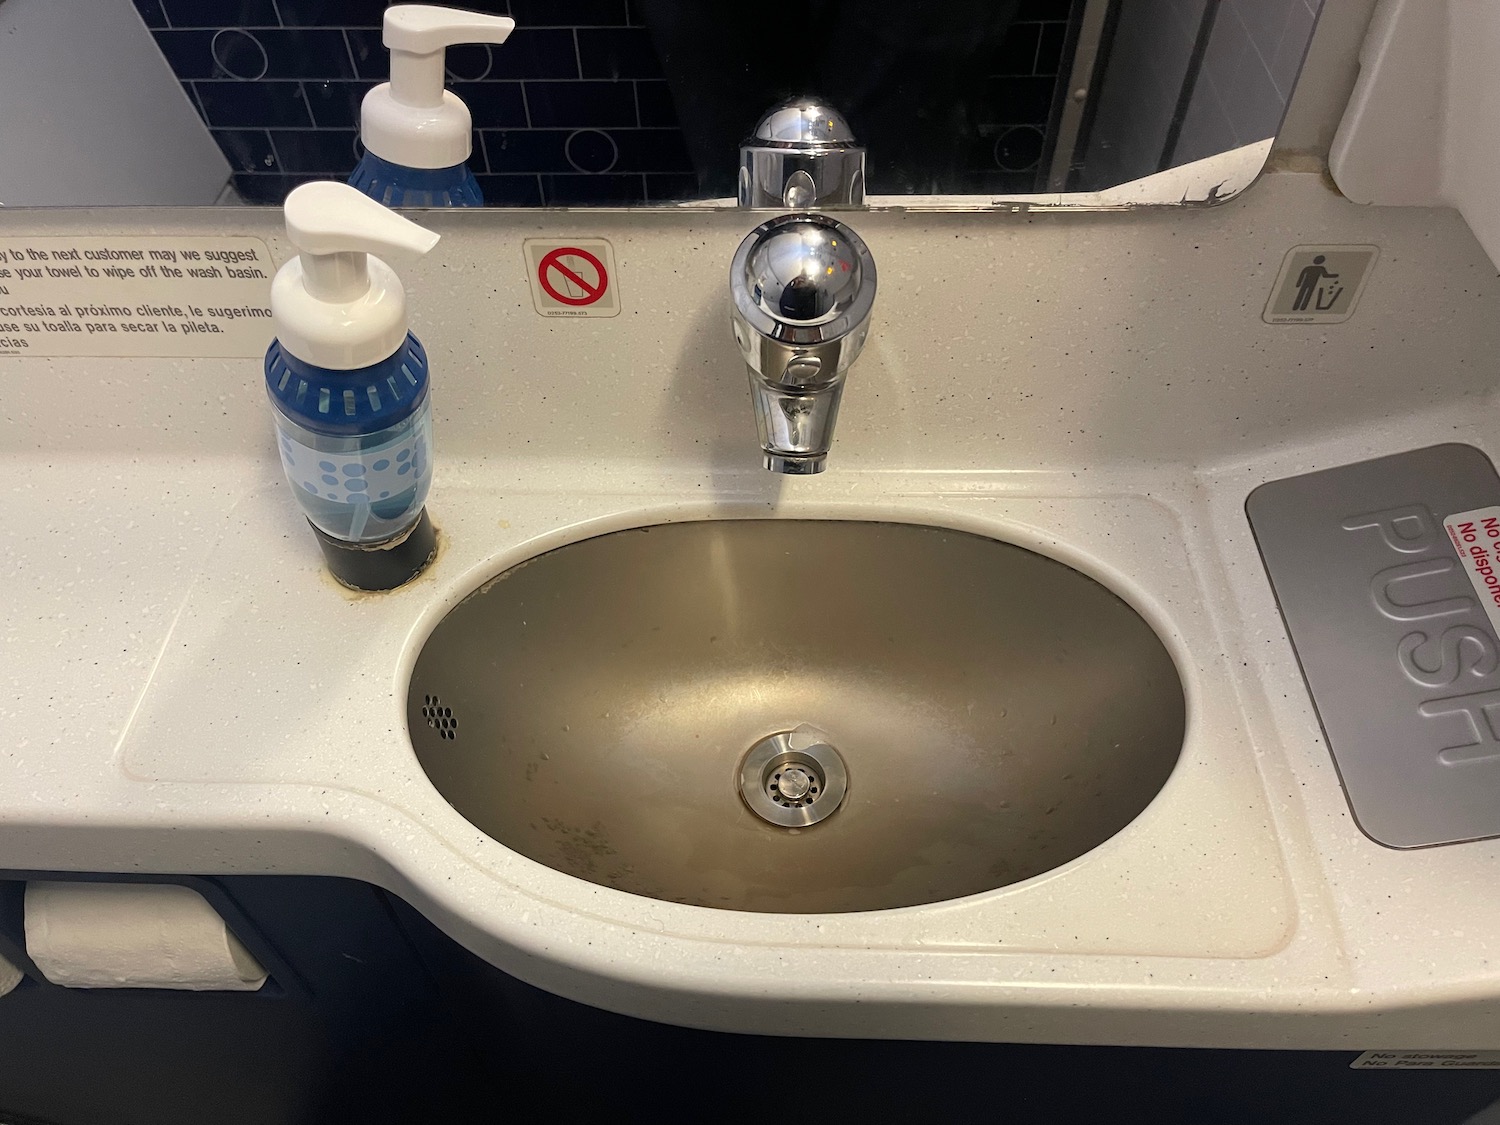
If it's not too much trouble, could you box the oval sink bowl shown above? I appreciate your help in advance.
[409,521,1185,913]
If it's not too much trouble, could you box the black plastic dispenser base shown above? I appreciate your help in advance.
[310,508,437,591]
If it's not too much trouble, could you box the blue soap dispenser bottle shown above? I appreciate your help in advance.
[265,181,442,590]
[349,5,516,207]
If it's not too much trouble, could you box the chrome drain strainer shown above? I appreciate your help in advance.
[739,727,848,827]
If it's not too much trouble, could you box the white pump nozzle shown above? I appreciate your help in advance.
[360,5,517,169]
[272,182,440,371]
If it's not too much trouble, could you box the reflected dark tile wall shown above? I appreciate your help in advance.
[132,0,1076,205]
[977,0,1078,194]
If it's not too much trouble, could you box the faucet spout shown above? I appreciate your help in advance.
[729,213,876,474]
[748,371,845,474]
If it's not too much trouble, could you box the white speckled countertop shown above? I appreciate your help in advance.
[5,171,1500,1048]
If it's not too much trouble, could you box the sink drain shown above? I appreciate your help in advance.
[739,728,848,828]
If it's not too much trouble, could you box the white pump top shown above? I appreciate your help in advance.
[271,181,441,371]
[359,5,516,170]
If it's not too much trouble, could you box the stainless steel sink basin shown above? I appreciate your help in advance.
[408,520,1185,913]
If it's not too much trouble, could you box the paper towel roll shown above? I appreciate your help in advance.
[24,881,268,991]
[0,948,22,998]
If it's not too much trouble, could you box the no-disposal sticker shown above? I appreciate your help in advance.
[523,238,619,318]
[1351,1051,1500,1069]
[1443,505,1500,637]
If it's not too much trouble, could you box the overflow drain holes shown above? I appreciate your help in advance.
[420,693,458,741]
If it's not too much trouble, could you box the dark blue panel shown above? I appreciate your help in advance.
[539,173,644,204]
[634,81,677,127]
[131,0,169,29]
[303,80,372,127]
[481,130,572,173]
[449,82,528,128]
[576,27,662,79]
[213,128,280,172]
[250,29,359,79]
[609,128,691,173]
[982,76,1058,125]
[195,81,313,127]
[276,0,396,25]
[992,124,1044,171]
[1035,20,1066,75]
[155,28,355,80]
[444,43,494,81]
[993,22,1041,75]
[152,30,220,79]
[343,28,385,78]
[1015,0,1070,16]
[474,174,545,206]
[510,0,627,25]
[487,28,580,79]
[269,129,361,173]
[526,81,637,128]
[644,172,698,201]
[561,129,617,173]
[161,0,279,27]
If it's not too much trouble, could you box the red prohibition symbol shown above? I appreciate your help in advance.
[537,247,608,306]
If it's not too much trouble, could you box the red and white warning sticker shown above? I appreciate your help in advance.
[1443,505,1500,634]
[1351,1050,1500,1070]
[522,238,620,318]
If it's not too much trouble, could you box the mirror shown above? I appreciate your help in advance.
[0,0,1323,209]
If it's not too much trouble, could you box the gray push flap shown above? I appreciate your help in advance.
[1247,443,1500,848]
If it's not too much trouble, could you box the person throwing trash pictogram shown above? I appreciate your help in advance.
[1293,254,1339,311]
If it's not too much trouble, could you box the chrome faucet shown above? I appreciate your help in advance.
[730,99,876,475]
[729,212,876,474]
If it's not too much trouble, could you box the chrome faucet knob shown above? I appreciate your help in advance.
[739,216,870,332]
[739,99,866,210]
[730,213,876,475]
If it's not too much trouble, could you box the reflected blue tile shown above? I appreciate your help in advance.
[610,128,691,173]
[474,175,545,206]
[634,81,677,127]
[304,80,372,127]
[577,28,662,79]
[511,0,627,26]
[540,173,644,204]
[161,0,278,27]
[196,81,313,127]
[481,130,573,173]
[212,129,279,172]
[131,0,169,29]
[527,81,637,128]
[269,129,360,174]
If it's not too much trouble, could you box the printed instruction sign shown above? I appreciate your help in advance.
[1264,244,1378,324]
[523,238,620,318]
[0,236,274,358]
[1351,1051,1500,1070]
[1444,506,1500,639]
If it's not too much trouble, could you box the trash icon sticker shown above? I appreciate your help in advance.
[1264,245,1378,324]
[523,238,620,318]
